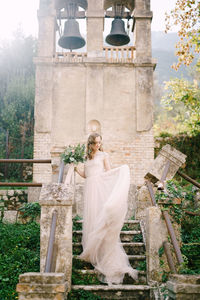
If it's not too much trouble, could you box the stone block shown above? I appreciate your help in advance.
[145,206,168,282]
[135,184,154,221]
[16,272,68,300]
[167,274,200,299]
[28,187,42,203]
[145,144,187,183]
[3,210,17,224]
[39,183,73,206]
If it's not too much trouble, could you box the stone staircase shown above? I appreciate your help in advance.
[68,218,151,299]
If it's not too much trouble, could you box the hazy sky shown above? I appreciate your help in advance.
[0,0,177,40]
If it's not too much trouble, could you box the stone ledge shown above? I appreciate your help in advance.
[17,283,67,294]
[19,272,65,284]
[167,282,200,294]
[39,183,74,206]
[133,10,153,19]
[167,275,200,298]
[16,273,68,295]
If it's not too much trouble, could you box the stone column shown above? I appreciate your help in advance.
[146,206,168,282]
[33,0,56,184]
[39,183,74,290]
[87,0,104,55]
[133,0,152,61]
[133,0,154,132]
[37,0,56,57]
[16,273,67,300]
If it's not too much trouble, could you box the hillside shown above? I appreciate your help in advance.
[152,31,192,84]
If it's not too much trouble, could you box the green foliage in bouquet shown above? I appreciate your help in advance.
[61,144,86,165]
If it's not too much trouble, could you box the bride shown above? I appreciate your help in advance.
[74,133,138,285]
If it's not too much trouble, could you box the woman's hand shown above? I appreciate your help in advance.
[74,165,86,178]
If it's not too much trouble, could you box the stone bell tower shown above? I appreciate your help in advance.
[33,0,155,188]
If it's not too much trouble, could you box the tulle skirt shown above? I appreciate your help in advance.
[79,165,138,285]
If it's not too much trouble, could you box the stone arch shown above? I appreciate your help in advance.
[104,0,134,11]
[87,120,101,135]
[55,0,88,11]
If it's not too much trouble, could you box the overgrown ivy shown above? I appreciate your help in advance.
[156,179,200,279]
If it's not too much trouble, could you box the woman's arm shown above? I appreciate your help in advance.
[104,153,111,171]
[74,165,86,178]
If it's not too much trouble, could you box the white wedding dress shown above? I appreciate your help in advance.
[79,151,138,285]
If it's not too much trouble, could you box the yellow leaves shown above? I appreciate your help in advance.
[165,0,199,69]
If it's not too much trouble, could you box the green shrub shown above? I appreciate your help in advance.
[18,202,41,223]
[0,222,40,299]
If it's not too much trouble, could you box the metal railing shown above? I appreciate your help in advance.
[147,160,200,272]
[44,159,65,273]
[0,159,51,187]
[44,210,58,272]
[146,160,185,272]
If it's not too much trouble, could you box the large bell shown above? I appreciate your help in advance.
[58,19,85,50]
[106,18,130,46]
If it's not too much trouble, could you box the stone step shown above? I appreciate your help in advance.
[73,230,143,243]
[69,284,151,299]
[72,269,147,285]
[73,219,141,231]
[73,255,146,270]
[73,242,145,256]
[73,219,140,224]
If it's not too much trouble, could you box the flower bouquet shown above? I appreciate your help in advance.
[61,144,86,185]
[61,143,86,165]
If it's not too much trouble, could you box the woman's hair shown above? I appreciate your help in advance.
[86,133,103,160]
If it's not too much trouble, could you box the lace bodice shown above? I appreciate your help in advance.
[84,151,108,178]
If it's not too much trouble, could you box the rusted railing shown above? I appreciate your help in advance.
[0,159,51,187]
[146,160,184,271]
[44,210,58,272]
[162,210,184,264]
[58,159,65,184]
[163,241,177,273]
[44,160,65,272]
[103,46,135,63]
[146,181,157,206]
[177,170,200,189]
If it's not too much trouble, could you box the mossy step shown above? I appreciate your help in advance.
[73,220,140,224]
[73,242,145,256]
[73,255,146,270]
[73,230,143,243]
[73,269,147,285]
[70,284,150,300]
[73,219,141,231]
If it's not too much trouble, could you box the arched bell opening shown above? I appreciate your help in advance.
[55,0,87,53]
[104,1,134,47]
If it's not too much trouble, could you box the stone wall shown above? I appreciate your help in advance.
[33,132,52,183]
[0,189,28,223]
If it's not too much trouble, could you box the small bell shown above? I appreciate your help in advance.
[58,19,85,50]
[106,18,130,46]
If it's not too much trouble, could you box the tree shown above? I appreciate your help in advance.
[165,0,200,70]
[0,30,36,180]
[161,78,200,135]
